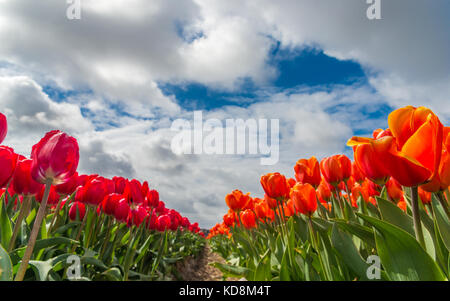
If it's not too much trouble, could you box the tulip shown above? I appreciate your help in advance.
[240,209,256,229]
[290,183,317,216]
[352,142,390,185]
[128,205,148,227]
[0,112,7,144]
[351,161,365,183]
[260,172,290,200]
[348,106,443,187]
[156,215,171,232]
[319,155,352,186]
[294,156,321,187]
[0,146,18,188]
[225,190,251,211]
[146,189,159,207]
[386,177,404,202]
[31,130,80,185]
[316,179,332,203]
[223,211,236,227]
[69,202,86,221]
[124,179,145,205]
[55,172,79,195]
[102,193,123,216]
[36,185,60,206]
[418,187,431,205]
[264,193,278,209]
[12,158,43,196]
[82,176,110,206]
[114,199,131,223]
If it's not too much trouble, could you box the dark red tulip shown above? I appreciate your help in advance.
[156,215,171,232]
[31,130,79,185]
[82,176,110,206]
[69,202,86,221]
[146,189,159,207]
[102,193,123,216]
[36,185,60,206]
[113,177,128,194]
[0,113,7,144]
[0,146,18,188]
[114,199,130,223]
[12,158,43,196]
[55,172,79,195]
[128,205,148,227]
[124,179,145,205]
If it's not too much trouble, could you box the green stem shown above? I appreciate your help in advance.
[14,179,52,281]
[308,216,329,280]
[410,186,426,249]
[9,195,32,252]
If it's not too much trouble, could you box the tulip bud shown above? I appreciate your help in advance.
[260,172,290,200]
[114,199,130,223]
[69,202,86,221]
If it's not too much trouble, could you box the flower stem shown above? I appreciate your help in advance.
[410,186,426,249]
[8,195,32,252]
[14,179,52,281]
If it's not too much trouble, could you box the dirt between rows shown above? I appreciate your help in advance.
[176,244,242,281]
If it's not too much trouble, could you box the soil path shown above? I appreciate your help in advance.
[176,244,240,281]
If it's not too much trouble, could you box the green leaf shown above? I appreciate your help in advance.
[101,267,123,281]
[0,195,12,249]
[332,219,376,249]
[28,253,72,281]
[331,224,370,280]
[0,244,13,281]
[432,198,450,252]
[12,237,79,258]
[212,262,249,278]
[376,197,414,236]
[357,213,447,281]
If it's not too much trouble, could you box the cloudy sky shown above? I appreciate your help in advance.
[0,0,449,228]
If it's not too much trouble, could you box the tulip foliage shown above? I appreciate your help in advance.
[209,106,450,281]
[0,113,205,281]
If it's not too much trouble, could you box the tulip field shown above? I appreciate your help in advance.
[1,105,450,281]
[208,106,450,281]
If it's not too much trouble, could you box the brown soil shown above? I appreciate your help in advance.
[176,244,241,281]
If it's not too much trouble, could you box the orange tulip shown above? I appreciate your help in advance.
[319,155,352,186]
[351,160,365,183]
[418,187,432,205]
[254,198,269,220]
[294,156,321,187]
[421,127,450,192]
[240,209,256,229]
[264,193,278,209]
[317,178,332,203]
[225,190,251,211]
[386,177,404,202]
[352,140,390,185]
[260,172,290,200]
[351,182,369,207]
[348,106,444,187]
[290,183,317,216]
[397,200,407,212]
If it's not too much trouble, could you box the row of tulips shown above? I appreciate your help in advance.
[0,113,205,281]
[209,105,450,281]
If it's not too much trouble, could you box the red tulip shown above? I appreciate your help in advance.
[290,183,317,216]
[36,185,60,206]
[418,187,432,205]
[146,189,159,207]
[124,179,145,205]
[55,172,79,195]
[12,158,43,196]
[114,199,130,222]
[260,172,290,200]
[316,179,332,203]
[156,215,171,232]
[352,140,390,185]
[0,112,7,144]
[69,202,86,221]
[351,160,365,184]
[31,130,79,185]
[128,205,148,227]
[294,156,322,187]
[0,146,18,188]
[102,193,123,216]
[82,176,110,206]
[386,177,404,202]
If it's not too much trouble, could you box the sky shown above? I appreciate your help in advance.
[0,0,449,228]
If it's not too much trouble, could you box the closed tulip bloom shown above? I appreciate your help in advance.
[0,112,7,144]
[316,179,332,203]
[254,198,269,220]
[386,177,404,202]
[294,156,321,187]
[348,106,443,187]
[114,199,130,223]
[156,215,171,232]
[320,155,352,186]
[124,179,145,204]
[69,202,86,221]
[350,183,369,207]
[83,176,110,206]
[155,201,165,214]
[128,205,148,227]
[225,190,251,211]
[240,209,256,229]
[418,187,432,205]
[264,193,278,209]
[397,200,407,212]
[290,183,317,216]
[223,211,236,227]
[113,177,128,194]
[0,146,18,188]
[260,172,290,200]
[102,193,123,216]
[31,130,80,185]
[13,158,43,196]
[146,189,160,207]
